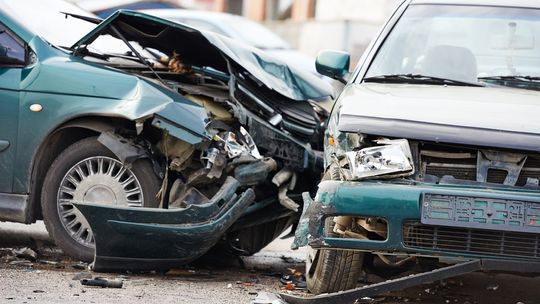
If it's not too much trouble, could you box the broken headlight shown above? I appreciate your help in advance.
[344,139,414,180]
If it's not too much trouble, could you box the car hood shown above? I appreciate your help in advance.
[73,10,333,101]
[338,83,540,152]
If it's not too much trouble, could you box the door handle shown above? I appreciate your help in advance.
[0,140,9,152]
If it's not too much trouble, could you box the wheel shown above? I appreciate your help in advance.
[210,203,296,257]
[228,215,295,255]
[306,164,365,294]
[306,218,365,294]
[41,137,161,261]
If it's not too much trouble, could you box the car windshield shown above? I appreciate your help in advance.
[224,16,290,50]
[365,4,540,90]
[1,0,131,54]
[1,0,97,47]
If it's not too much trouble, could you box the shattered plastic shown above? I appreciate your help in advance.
[74,177,255,271]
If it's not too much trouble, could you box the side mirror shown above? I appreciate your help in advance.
[316,50,350,84]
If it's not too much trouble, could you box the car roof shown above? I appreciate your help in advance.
[410,0,540,8]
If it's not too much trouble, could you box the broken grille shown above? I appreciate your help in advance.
[403,222,540,259]
[418,144,540,188]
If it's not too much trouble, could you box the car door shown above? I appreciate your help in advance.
[0,22,26,193]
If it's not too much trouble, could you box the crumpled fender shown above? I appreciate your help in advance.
[292,181,340,250]
[73,177,255,272]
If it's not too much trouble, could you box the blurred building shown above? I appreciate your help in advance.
[210,0,401,63]
[69,0,401,63]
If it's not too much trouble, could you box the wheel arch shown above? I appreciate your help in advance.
[27,116,136,222]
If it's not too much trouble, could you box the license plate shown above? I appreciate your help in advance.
[421,194,540,233]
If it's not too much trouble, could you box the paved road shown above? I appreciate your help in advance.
[0,222,539,304]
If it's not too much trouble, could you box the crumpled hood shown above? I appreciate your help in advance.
[338,83,540,152]
[23,40,209,144]
[72,10,333,101]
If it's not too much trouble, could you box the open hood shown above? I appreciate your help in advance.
[72,10,333,101]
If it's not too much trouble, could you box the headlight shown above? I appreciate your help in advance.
[344,139,414,180]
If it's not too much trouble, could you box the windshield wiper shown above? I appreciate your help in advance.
[364,74,484,87]
[479,75,540,82]
[61,12,102,25]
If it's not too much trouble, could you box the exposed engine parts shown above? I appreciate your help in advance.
[234,158,277,186]
[272,168,300,212]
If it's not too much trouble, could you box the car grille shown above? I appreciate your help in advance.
[403,222,540,259]
[418,143,540,188]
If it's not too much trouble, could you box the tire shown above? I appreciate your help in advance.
[41,137,161,261]
[306,218,365,294]
[230,216,295,255]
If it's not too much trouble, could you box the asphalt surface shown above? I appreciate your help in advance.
[0,222,539,304]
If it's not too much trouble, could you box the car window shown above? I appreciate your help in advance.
[365,5,540,84]
[0,24,25,65]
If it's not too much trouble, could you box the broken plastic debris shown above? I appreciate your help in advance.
[81,278,123,288]
[71,262,88,270]
[252,291,288,304]
[13,247,37,261]
[9,259,33,268]
[279,273,307,290]
[284,283,296,291]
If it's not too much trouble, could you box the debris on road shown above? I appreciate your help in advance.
[71,262,88,270]
[8,259,33,268]
[252,291,288,304]
[279,270,307,290]
[13,247,37,261]
[38,260,60,267]
[81,277,123,288]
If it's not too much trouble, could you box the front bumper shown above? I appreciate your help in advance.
[294,180,540,262]
[74,177,255,272]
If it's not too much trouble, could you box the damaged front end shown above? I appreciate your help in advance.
[67,10,332,270]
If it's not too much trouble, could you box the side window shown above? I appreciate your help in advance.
[0,24,26,66]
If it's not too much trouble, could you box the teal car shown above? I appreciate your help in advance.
[0,0,333,268]
[294,0,540,294]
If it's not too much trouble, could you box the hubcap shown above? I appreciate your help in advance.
[57,156,144,248]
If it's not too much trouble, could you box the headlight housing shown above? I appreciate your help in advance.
[344,139,414,180]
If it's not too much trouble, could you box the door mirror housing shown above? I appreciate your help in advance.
[316,50,350,84]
